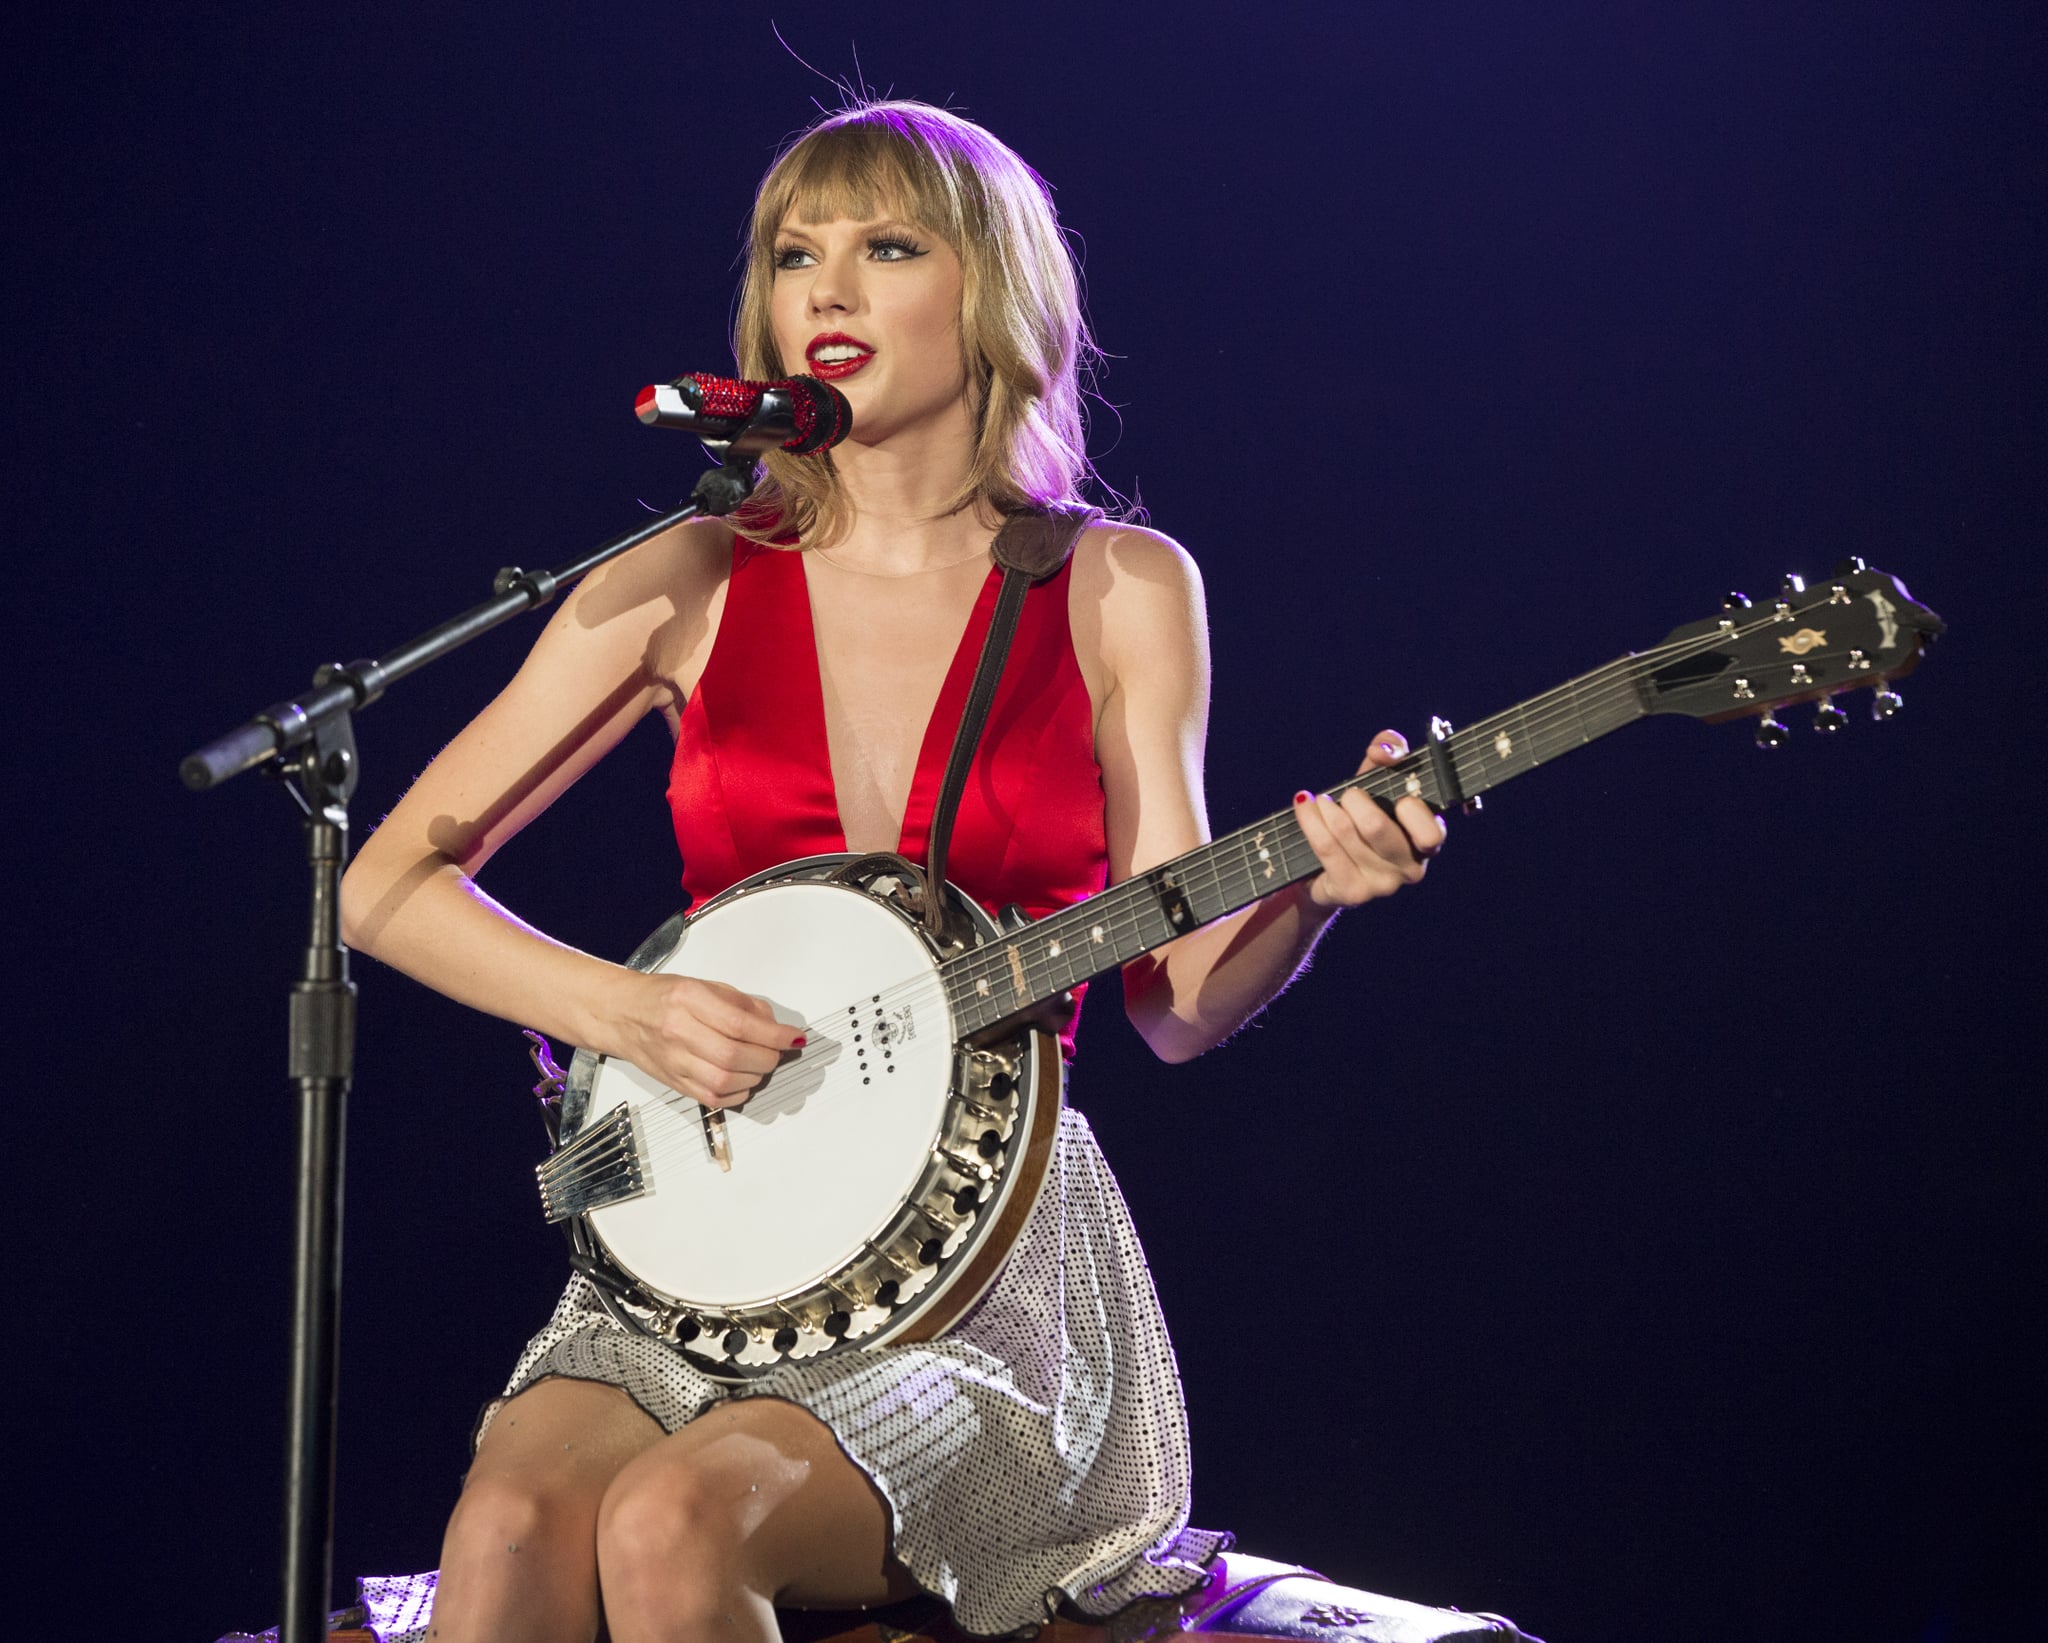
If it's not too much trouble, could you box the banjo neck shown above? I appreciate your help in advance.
[942,655,1654,1039]
[942,559,1946,1040]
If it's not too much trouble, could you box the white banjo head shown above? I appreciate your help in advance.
[544,854,1061,1380]
[578,877,953,1306]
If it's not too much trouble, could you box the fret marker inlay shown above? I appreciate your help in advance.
[1494,731,1513,760]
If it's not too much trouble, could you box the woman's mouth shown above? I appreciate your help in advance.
[806,336,875,381]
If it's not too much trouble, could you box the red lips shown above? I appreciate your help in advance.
[805,332,875,381]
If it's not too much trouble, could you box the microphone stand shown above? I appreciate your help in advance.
[184,441,766,1643]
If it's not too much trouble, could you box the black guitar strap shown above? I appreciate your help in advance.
[921,504,1100,943]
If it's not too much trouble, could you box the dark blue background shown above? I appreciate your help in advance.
[9,4,2042,1641]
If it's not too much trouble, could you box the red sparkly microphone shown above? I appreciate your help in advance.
[635,373,852,455]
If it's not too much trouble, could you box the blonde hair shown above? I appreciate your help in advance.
[731,101,1096,546]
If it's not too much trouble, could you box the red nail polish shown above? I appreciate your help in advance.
[1294,790,1312,805]
[792,1034,808,1048]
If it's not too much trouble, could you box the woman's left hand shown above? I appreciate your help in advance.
[1292,730,1447,909]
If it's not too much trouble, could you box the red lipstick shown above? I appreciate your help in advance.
[806,332,875,381]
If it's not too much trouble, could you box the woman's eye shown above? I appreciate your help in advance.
[869,237,925,261]
[772,246,815,271]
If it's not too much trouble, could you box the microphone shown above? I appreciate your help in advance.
[635,373,852,455]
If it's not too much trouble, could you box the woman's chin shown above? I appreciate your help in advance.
[841,396,977,457]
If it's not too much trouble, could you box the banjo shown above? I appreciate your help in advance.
[532,560,1943,1381]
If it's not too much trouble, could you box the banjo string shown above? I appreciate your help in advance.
[550,593,1874,1192]
[945,588,1872,1005]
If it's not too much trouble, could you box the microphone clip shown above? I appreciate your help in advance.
[690,451,761,518]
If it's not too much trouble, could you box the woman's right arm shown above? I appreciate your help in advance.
[338,520,801,1107]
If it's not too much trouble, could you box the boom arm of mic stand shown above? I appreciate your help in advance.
[182,460,752,790]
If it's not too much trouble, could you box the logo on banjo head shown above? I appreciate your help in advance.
[874,1005,918,1046]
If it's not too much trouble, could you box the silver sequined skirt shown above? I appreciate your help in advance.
[486,1106,1223,1638]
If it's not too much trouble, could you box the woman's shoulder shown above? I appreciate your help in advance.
[573,514,738,612]
[546,515,739,699]
[1070,520,1204,627]
[1067,521,1208,692]
[1071,519,1195,576]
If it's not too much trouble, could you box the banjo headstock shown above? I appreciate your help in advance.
[1638,559,1946,742]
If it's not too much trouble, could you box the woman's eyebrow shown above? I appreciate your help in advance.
[778,213,926,238]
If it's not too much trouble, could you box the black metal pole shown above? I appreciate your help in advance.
[281,784,355,1643]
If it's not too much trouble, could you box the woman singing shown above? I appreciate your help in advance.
[339,100,1445,1643]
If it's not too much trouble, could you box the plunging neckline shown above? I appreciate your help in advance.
[795,552,1003,858]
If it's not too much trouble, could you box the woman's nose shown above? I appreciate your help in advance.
[807,253,859,314]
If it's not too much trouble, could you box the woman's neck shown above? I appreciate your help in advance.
[819,403,994,574]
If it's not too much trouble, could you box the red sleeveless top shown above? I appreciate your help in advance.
[667,542,1109,1054]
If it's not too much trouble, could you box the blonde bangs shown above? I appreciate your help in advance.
[749,121,972,261]
[730,102,1096,550]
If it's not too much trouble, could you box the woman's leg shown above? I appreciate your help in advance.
[431,1377,663,1643]
[597,1396,917,1643]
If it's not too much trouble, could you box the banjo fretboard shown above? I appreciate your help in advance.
[941,649,1656,1038]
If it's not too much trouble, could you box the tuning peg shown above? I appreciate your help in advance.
[1781,572,1806,596]
[1813,696,1849,734]
[1754,712,1789,749]
[1833,556,1867,576]
[1871,687,1902,720]
[1722,591,1752,611]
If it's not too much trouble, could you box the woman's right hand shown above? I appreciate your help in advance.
[603,970,807,1110]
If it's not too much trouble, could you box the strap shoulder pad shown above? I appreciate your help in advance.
[989,504,1101,581]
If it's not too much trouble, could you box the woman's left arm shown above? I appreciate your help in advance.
[1079,526,1445,1063]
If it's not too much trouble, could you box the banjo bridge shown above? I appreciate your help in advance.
[537,1104,649,1224]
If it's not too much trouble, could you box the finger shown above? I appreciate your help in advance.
[701,1033,786,1079]
[1294,790,1408,900]
[1328,789,1427,883]
[1392,794,1447,859]
[1361,730,1410,770]
[689,979,808,1050]
[655,1015,784,1094]
[1292,788,1337,860]
[674,1041,773,1107]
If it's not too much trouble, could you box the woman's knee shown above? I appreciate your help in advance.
[446,1469,598,1569]
[599,1453,738,1569]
